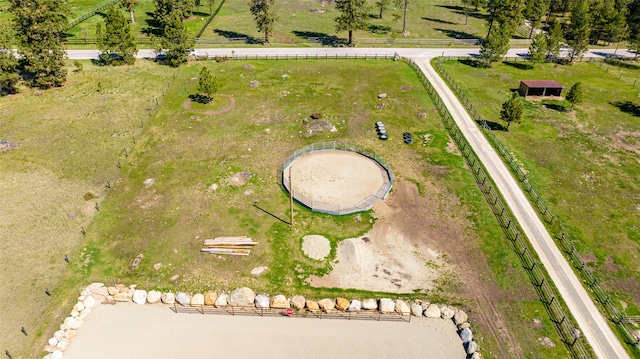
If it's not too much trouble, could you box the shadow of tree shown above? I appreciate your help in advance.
[611,101,640,117]
[142,12,163,36]
[189,94,212,104]
[435,5,487,21]
[291,30,346,46]
[421,17,457,25]
[477,120,507,131]
[543,102,567,112]
[434,28,479,40]
[503,61,533,70]
[369,24,391,34]
[459,58,482,67]
[214,29,261,44]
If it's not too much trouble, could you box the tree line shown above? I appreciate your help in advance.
[1,0,639,94]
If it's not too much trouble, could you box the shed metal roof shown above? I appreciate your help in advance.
[520,80,564,88]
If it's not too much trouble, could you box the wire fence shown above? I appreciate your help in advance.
[65,0,124,31]
[281,141,393,215]
[399,56,594,358]
[432,59,640,353]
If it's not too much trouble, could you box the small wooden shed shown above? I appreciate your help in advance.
[519,80,564,97]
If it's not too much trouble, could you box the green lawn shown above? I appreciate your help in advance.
[440,59,640,317]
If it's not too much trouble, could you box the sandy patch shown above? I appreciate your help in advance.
[64,303,466,359]
[288,150,390,208]
[302,235,331,260]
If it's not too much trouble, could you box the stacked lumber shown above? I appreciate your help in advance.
[201,236,257,256]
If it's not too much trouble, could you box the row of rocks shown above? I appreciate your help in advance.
[44,284,481,359]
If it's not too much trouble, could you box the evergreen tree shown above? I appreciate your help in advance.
[335,0,369,45]
[197,66,219,101]
[566,82,583,109]
[9,0,69,89]
[97,6,138,65]
[153,0,195,32]
[628,0,640,57]
[546,21,564,61]
[566,0,590,62]
[500,91,523,130]
[394,0,410,35]
[248,0,278,44]
[523,0,549,37]
[479,20,511,67]
[528,31,548,68]
[462,0,487,25]
[486,0,525,36]
[123,0,140,24]
[375,0,391,18]
[589,0,627,45]
[160,12,192,67]
[0,24,20,95]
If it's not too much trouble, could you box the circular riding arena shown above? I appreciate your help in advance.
[283,143,393,215]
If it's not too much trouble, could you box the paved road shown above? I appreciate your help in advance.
[410,57,630,359]
[66,46,635,358]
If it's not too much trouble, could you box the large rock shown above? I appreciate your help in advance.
[467,340,478,355]
[70,319,83,330]
[336,298,350,311]
[51,350,63,359]
[255,294,270,309]
[54,330,64,341]
[454,309,468,326]
[113,292,129,302]
[229,287,256,306]
[63,317,75,330]
[458,322,471,330]
[395,300,410,315]
[215,293,228,307]
[107,287,118,295]
[306,300,319,311]
[471,352,482,359]
[270,295,289,309]
[83,295,96,309]
[147,290,161,304]
[73,301,85,312]
[56,338,69,350]
[440,305,455,319]
[410,303,423,317]
[318,298,335,311]
[175,292,190,306]
[65,330,77,340]
[362,298,377,310]
[460,328,473,343]
[420,301,430,312]
[190,293,205,306]
[290,295,305,309]
[132,290,148,305]
[48,337,58,346]
[161,292,175,304]
[348,300,361,312]
[204,292,218,306]
[424,304,441,318]
[378,298,395,313]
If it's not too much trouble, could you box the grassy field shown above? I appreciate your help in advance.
[1,58,571,358]
[440,59,640,318]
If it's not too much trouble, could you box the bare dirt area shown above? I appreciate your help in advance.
[181,95,236,115]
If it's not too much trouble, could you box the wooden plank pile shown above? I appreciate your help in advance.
[201,236,257,256]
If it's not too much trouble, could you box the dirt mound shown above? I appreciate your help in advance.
[301,235,331,260]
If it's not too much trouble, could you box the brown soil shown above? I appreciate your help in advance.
[182,95,236,115]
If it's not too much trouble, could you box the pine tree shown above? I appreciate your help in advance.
[153,0,195,32]
[486,0,526,36]
[500,91,523,130]
[9,0,69,89]
[479,20,511,67]
[393,0,410,35]
[566,82,583,109]
[375,0,391,18]
[197,66,219,102]
[0,24,20,95]
[123,0,140,24]
[523,0,549,37]
[248,0,278,44]
[161,12,192,67]
[529,31,547,68]
[335,0,369,45]
[566,0,591,62]
[546,21,564,62]
[97,6,138,65]
[626,0,640,57]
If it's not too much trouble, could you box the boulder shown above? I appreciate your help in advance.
[336,298,350,311]
[215,293,228,307]
[318,298,335,311]
[378,93,387,98]
[51,351,63,359]
[270,295,289,309]
[70,319,83,330]
[454,310,468,326]
[348,300,361,312]
[73,302,85,312]
[175,292,190,306]
[458,322,471,330]
[65,330,77,340]
[133,290,148,305]
[420,301,430,312]
[48,337,58,346]
[54,330,64,341]
[378,298,395,313]
[161,292,175,304]
[229,287,256,306]
[306,300,319,311]
[250,266,268,276]
[467,340,478,355]
[362,298,377,310]
[190,293,205,306]
[63,317,75,330]
[459,328,473,343]
[395,300,410,315]
[107,286,118,295]
[424,304,441,318]
[471,352,482,359]
[83,295,96,309]
[204,292,218,306]
[440,305,455,319]
[113,292,129,302]
[115,283,126,292]
[255,294,270,309]
[410,303,423,317]
[147,290,161,304]
[56,338,69,350]
[290,295,306,309]
[70,310,79,318]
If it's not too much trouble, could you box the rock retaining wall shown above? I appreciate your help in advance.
[44,283,482,359]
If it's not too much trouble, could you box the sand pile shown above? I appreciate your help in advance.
[301,235,331,260]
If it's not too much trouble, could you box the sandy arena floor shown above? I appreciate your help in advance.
[63,303,466,359]
[288,150,389,208]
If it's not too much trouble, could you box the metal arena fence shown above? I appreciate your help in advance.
[400,57,594,358]
[432,59,640,353]
[282,141,393,215]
